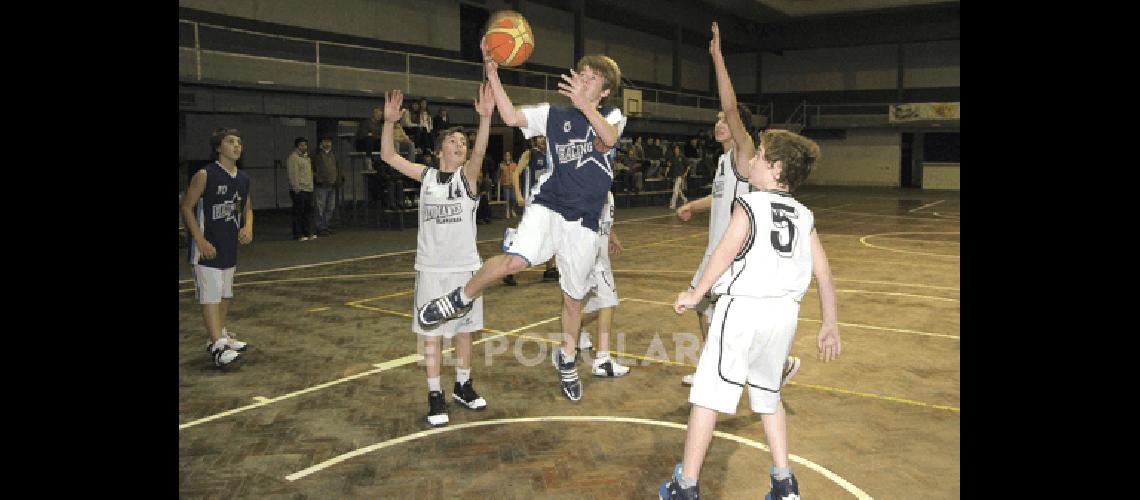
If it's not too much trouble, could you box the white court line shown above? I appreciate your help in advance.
[859,232,960,259]
[177,214,676,285]
[908,200,945,213]
[178,314,561,431]
[282,415,873,499]
[621,297,959,339]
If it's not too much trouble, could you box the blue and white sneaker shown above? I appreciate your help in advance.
[417,287,471,328]
[659,463,699,499]
[764,473,799,500]
[551,347,582,401]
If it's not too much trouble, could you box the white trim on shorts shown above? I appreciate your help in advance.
[193,265,235,304]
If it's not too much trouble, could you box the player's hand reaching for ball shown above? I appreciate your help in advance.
[480,37,499,75]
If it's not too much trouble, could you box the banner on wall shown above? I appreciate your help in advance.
[889,102,960,123]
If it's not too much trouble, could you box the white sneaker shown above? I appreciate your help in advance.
[209,339,241,368]
[592,356,630,377]
[222,329,248,351]
[681,373,694,386]
[578,330,593,351]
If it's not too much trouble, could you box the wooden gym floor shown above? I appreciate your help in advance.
[178,186,960,499]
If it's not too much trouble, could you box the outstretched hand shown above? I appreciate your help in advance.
[709,21,722,57]
[474,82,495,117]
[480,37,499,75]
[383,90,403,122]
[557,68,590,111]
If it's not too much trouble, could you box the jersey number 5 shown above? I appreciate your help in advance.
[770,202,797,257]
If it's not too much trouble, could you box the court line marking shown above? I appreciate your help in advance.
[620,298,959,339]
[815,208,959,222]
[859,232,960,258]
[308,307,330,313]
[177,214,678,284]
[908,200,945,213]
[283,415,873,500]
[178,312,561,431]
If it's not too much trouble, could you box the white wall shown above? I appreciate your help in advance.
[180,0,460,51]
[806,130,900,187]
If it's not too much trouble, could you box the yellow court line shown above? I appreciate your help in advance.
[620,297,960,340]
[859,231,961,259]
[283,416,873,500]
[788,382,959,413]
[308,307,330,313]
[178,272,418,293]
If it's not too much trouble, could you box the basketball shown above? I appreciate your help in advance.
[484,10,534,67]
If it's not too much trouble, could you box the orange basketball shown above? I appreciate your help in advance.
[484,10,534,67]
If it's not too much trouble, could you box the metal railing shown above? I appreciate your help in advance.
[178,19,768,117]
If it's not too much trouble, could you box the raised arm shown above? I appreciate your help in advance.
[810,228,841,362]
[557,68,619,151]
[380,90,427,181]
[481,38,529,128]
[464,82,495,193]
[674,201,749,313]
[709,22,755,176]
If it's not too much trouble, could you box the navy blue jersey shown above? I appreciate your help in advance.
[521,146,548,200]
[520,104,625,232]
[189,162,251,269]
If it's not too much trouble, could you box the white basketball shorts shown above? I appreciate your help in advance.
[688,295,800,414]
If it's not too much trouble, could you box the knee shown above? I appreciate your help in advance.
[504,254,528,273]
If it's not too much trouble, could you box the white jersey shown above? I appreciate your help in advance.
[711,190,815,302]
[707,149,752,255]
[415,167,481,272]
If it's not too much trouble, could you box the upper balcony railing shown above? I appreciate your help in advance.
[178,19,769,120]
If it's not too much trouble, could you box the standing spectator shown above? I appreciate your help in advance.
[355,106,384,171]
[312,136,341,236]
[180,127,253,369]
[286,137,317,241]
[669,158,690,210]
[416,98,434,154]
[498,151,519,219]
[664,142,686,180]
[630,136,646,168]
[476,171,493,224]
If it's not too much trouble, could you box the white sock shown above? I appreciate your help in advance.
[456,368,471,384]
[678,474,698,489]
[427,377,441,392]
[771,465,792,480]
[561,347,577,363]
[458,287,473,305]
[596,351,611,361]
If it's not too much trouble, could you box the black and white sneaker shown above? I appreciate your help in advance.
[417,287,472,328]
[592,357,630,377]
[764,474,800,500]
[552,348,582,401]
[204,331,248,354]
[209,339,241,369]
[452,379,487,410]
[542,267,560,282]
[426,391,449,427]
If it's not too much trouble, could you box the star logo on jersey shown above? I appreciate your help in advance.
[554,125,611,175]
[212,192,243,228]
